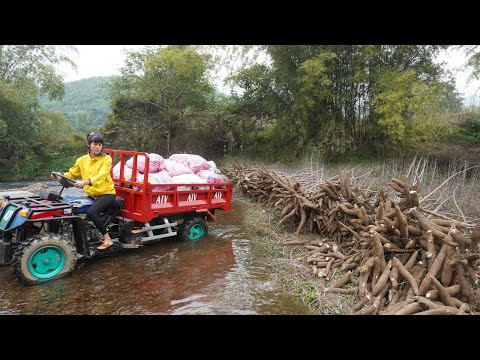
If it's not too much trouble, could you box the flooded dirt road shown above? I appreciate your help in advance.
[0,187,310,315]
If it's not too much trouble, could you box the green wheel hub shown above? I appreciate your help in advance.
[28,246,66,279]
[188,224,205,240]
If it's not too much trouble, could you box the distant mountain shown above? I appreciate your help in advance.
[39,76,112,132]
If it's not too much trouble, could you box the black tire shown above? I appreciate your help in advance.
[12,233,77,285]
[178,217,208,241]
[60,222,75,243]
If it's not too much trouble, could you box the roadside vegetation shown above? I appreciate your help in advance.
[242,197,355,314]
[2,45,480,181]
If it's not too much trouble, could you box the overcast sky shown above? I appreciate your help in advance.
[59,45,145,81]
[436,46,480,100]
[59,45,480,99]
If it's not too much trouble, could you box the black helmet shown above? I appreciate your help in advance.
[86,132,104,146]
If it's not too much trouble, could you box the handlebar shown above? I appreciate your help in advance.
[51,172,78,188]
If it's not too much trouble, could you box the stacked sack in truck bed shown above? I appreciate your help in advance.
[112,153,229,190]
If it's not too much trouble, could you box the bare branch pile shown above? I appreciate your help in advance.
[224,163,480,315]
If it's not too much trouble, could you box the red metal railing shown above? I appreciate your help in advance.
[104,149,232,222]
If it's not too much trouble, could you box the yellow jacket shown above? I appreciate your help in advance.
[64,152,116,199]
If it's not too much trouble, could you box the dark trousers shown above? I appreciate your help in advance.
[86,194,116,235]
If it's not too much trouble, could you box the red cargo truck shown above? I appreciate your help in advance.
[0,149,233,285]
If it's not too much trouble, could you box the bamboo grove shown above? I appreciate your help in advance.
[229,45,464,161]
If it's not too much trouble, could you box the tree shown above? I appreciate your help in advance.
[0,45,77,100]
[229,45,459,160]
[465,45,480,80]
[105,46,213,155]
[0,45,77,178]
[372,69,448,150]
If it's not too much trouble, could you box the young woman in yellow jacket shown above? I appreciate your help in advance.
[62,133,116,250]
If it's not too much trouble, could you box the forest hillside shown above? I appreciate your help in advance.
[39,76,112,133]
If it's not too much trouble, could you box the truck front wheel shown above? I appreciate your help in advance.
[12,233,77,285]
[179,217,208,241]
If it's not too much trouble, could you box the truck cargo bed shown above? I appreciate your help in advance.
[104,149,233,222]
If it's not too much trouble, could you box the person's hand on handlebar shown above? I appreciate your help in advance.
[74,179,91,188]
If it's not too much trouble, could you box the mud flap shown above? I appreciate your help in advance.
[0,240,12,265]
[196,209,215,222]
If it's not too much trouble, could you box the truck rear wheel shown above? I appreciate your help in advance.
[12,233,77,285]
[179,217,208,241]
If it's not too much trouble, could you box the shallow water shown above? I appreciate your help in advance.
[0,184,310,315]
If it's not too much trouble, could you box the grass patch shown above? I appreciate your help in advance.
[241,197,356,314]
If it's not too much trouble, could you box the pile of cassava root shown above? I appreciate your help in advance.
[224,163,480,315]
